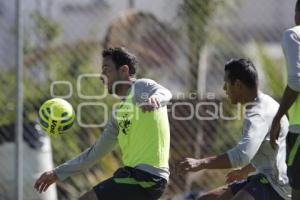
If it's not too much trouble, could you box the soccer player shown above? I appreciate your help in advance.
[34,47,172,200]
[270,1,300,199]
[176,59,291,200]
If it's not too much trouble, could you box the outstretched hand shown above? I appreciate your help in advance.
[175,158,204,175]
[34,170,58,193]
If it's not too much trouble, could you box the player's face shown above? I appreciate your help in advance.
[101,56,121,94]
[223,71,239,104]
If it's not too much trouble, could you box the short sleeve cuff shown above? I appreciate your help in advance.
[53,166,68,181]
[288,80,300,92]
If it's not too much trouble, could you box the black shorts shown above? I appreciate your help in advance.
[286,132,300,190]
[229,174,284,200]
[93,167,167,200]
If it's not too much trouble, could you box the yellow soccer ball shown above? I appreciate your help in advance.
[38,98,75,136]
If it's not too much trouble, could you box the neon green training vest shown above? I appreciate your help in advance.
[116,90,170,168]
[289,96,300,126]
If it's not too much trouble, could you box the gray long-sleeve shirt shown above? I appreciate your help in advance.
[54,79,172,181]
[227,92,291,200]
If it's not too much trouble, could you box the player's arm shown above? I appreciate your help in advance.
[274,86,299,119]
[270,29,300,148]
[54,117,118,180]
[225,164,256,184]
[176,154,232,174]
[177,114,268,174]
[133,79,172,112]
[270,87,298,148]
[226,114,268,168]
[34,115,118,193]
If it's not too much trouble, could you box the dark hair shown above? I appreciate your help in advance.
[224,58,258,89]
[297,0,300,12]
[102,47,137,76]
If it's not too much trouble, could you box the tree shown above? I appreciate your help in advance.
[181,0,220,91]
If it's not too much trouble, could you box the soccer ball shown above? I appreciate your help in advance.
[38,98,75,136]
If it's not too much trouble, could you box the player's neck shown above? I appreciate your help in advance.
[242,89,258,104]
[116,78,134,97]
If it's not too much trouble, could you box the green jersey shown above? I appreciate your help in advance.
[116,88,170,168]
[54,79,172,181]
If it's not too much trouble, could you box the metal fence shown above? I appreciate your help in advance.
[0,0,296,199]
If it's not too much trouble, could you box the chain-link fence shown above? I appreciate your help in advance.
[0,0,296,199]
